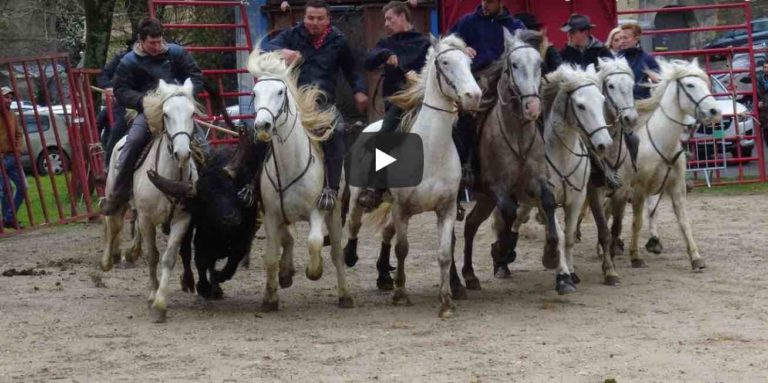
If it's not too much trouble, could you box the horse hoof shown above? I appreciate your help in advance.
[645,237,663,254]
[452,286,468,300]
[614,241,625,256]
[100,260,113,272]
[631,259,648,268]
[494,266,512,279]
[691,258,706,271]
[180,275,195,293]
[261,300,279,312]
[212,285,224,300]
[604,275,621,286]
[338,296,355,309]
[343,239,358,267]
[279,273,294,288]
[542,243,559,270]
[376,276,394,291]
[438,307,454,319]
[305,264,323,281]
[570,273,581,284]
[556,274,577,295]
[464,276,481,290]
[392,290,412,306]
[149,306,167,323]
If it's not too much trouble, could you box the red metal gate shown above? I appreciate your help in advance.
[0,54,103,236]
[619,3,767,186]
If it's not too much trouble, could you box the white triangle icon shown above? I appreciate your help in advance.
[375,148,397,172]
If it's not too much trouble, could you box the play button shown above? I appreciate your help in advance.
[375,149,397,171]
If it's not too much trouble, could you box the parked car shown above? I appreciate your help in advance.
[691,76,755,162]
[704,17,768,50]
[18,111,71,175]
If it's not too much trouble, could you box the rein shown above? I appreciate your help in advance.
[602,71,635,172]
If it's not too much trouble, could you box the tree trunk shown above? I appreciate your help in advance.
[83,0,117,69]
[124,0,150,38]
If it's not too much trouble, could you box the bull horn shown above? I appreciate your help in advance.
[147,169,196,199]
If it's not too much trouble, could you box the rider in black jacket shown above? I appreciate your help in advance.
[100,18,204,215]
[264,0,368,210]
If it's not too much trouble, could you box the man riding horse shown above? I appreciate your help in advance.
[264,0,369,211]
[100,18,205,215]
[357,1,430,210]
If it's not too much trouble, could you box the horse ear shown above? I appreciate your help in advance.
[182,78,194,97]
[598,57,608,68]
[690,57,700,68]
[158,79,170,93]
[585,63,597,75]
[503,28,516,48]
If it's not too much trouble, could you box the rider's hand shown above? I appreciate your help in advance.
[354,92,369,113]
[281,49,302,65]
[386,54,399,67]
[465,47,477,59]
[280,1,290,11]
[104,88,114,98]
[405,70,418,83]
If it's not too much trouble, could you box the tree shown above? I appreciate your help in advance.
[83,0,118,69]
[124,0,150,38]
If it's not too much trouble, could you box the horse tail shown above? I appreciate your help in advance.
[363,201,393,230]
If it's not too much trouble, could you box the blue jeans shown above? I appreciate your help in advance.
[0,154,26,223]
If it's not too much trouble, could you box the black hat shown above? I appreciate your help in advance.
[561,13,596,32]
[514,12,543,30]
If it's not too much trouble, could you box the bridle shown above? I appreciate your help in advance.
[499,45,542,111]
[661,74,714,127]
[563,83,610,143]
[251,77,297,143]
[602,71,635,118]
[424,47,466,114]
[160,94,195,157]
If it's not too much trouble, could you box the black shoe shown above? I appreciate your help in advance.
[3,221,24,230]
[316,188,338,211]
[358,188,384,211]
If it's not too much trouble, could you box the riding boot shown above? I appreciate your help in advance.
[624,131,640,166]
[588,150,622,190]
[317,125,346,211]
[101,114,152,215]
[454,112,477,189]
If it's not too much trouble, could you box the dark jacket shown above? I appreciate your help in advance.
[365,29,430,98]
[758,73,768,105]
[264,23,367,103]
[559,36,613,70]
[518,30,563,76]
[113,43,204,112]
[449,6,526,71]
[619,46,660,100]
[97,49,130,89]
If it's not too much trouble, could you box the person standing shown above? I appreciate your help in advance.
[264,0,369,210]
[0,86,26,229]
[618,23,661,100]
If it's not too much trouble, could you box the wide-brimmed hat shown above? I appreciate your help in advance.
[515,12,543,30]
[561,13,596,32]
[1,86,13,96]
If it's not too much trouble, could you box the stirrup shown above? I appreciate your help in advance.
[316,188,337,211]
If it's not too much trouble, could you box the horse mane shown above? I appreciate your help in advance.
[635,58,708,115]
[597,56,634,83]
[246,48,336,141]
[541,65,601,140]
[388,34,468,132]
[143,83,204,136]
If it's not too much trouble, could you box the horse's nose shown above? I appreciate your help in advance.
[464,91,481,105]
[596,143,606,153]
[709,108,720,116]
[525,99,541,118]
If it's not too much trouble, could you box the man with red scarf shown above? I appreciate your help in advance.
[265,0,368,210]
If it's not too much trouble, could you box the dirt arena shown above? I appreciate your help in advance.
[1,190,767,382]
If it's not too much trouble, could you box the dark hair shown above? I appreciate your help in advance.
[138,18,164,41]
[383,1,412,23]
[306,0,331,14]
[620,23,642,38]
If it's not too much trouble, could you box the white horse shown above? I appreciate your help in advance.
[246,49,353,311]
[627,58,721,270]
[102,79,199,322]
[346,35,482,318]
[508,64,613,294]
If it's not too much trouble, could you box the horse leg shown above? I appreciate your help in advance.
[305,209,325,281]
[261,217,281,311]
[553,218,576,295]
[629,193,648,268]
[539,182,560,270]
[609,193,628,263]
[377,217,396,291]
[448,230,467,300]
[343,188,364,267]
[589,186,618,285]
[329,201,354,308]
[668,181,704,270]
[194,247,213,299]
[278,225,295,288]
[179,225,195,293]
[436,202,457,318]
[151,213,190,323]
[490,205,518,279]
[123,220,142,266]
[101,207,127,272]
[564,191,585,286]
[461,195,495,290]
[391,205,412,307]
[645,194,663,254]
[575,200,590,243]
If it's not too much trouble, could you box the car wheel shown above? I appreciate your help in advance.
[37,148,70,175]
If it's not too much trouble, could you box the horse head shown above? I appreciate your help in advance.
[661,58,721,125]
[503,29,543,121]
[155,78,196,166]
[428,35,482,111]
[598,57,638,127]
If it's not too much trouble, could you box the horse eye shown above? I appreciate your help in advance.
[686,83,694,89]
[578,104,586,111]
[608,84,615,90]
[277,89,284,96]
[442,61,448,66]
[512,63,518,70]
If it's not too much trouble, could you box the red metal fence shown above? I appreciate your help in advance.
[0,54,104,237]
[619,3,767,186]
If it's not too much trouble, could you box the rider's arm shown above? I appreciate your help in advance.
[263,27,293,52]
[339,38,367,96]
[178,48,204,95]
[113,59,145,112]
[365,39,394,71]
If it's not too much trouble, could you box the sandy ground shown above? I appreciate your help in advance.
[1,191,768,382]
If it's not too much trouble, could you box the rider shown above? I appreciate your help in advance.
[264,0,368,211]
[357,0,430,210]
[513,12,562,76]
[559,14,622,190]
[100,18,204,215]
[449,0,526,187]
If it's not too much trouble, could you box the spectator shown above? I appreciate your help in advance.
[514,12,562,75]
[757,61,768,142]
[607,27,623,57]
[0,86,26,229]
[559,13,613,70]
[618,22,661,100]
